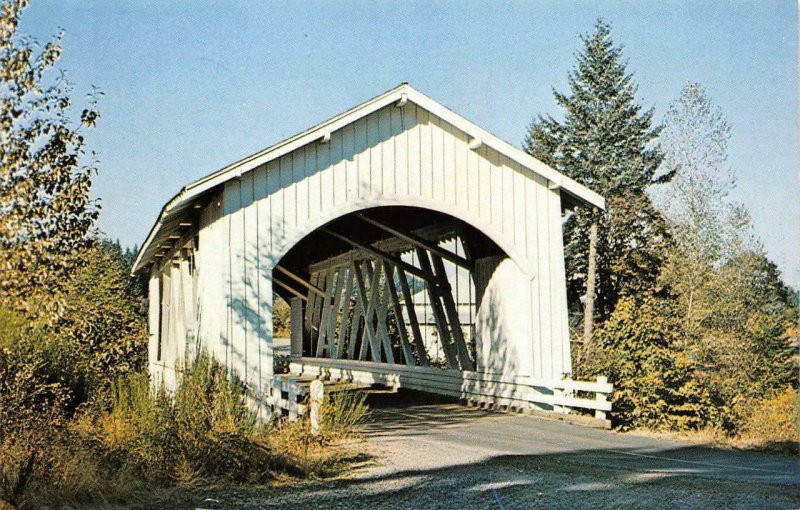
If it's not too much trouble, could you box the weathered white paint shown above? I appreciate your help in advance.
[140,84,602,407]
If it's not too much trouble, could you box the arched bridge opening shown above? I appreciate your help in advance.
[272,206,506,373]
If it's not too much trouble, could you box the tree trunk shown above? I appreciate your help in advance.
[582,221,598,344]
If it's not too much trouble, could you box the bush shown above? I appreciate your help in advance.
[585,294,716,431]
[0,309,96,508]
[55,240,147,397]
[273,294,291,337]
[739,387,799,452]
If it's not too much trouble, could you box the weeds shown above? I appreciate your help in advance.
[268,386,371,477]
[0,350,370,509]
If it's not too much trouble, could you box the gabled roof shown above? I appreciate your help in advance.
[132,83,604,273]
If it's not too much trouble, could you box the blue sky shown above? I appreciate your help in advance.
[20,1,799,287]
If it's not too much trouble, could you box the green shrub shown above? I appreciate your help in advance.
[585,295,716,431]
[739,387,799,452]
[273,294,292,337]
[268,388,370,477]
[55,240,148,398]
[0,309,84,508]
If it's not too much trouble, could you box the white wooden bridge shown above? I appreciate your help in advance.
[132,83,610,424]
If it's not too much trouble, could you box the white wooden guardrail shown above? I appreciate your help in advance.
[265,375,309,419]
[289,358,614,427]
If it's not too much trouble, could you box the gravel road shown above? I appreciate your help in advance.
[143,396,799,509]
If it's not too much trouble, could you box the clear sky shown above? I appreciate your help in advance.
[20,1,799,287]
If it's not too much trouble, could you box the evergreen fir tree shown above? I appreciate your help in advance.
[525,19,670,334]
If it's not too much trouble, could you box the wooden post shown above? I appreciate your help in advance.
[326,267,350,358]
[582,221,598,344]
[353,261,380,361]
[595,376,608,421]
[415,248,458,369]
[430,253,473,370]
[336,267,355,359]
[396,265,428,367]
[290,297,304,357]
[309,379,324,436]
[383,261,416,366]
[315,269,335,357]
[288,379,298,420]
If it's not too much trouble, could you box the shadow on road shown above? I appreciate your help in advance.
[135,392,799,509]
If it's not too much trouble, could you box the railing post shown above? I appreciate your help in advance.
[310,379,324,436]
[595,376,608,421]
[287,379,298,420]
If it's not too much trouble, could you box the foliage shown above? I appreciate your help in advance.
[525,19,670,324]
[654,82,798,431]
[273,293,291,338]
[686,251,798,429]
[0,0,100,318]
[319,389,370,441]
[738,387,799,453]
[655,82,756,330]
[584,295,715,431]
[96,353,273,485]
[54,239,147,396]
[0,309,75,507]
[1,348,369,508]
[269,388,370,477]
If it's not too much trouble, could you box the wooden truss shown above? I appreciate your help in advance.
[292,215,477,371]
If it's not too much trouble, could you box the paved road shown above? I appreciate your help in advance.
[365,401,798,486]
[151,394,799,509]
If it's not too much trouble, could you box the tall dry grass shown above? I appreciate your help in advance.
[1,351,371,509]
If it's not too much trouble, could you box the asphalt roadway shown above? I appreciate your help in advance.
[152,390,798,509]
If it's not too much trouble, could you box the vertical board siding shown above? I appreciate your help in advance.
[407,105,421,197]
[253,166,270,395]
[241,171,261,388]
[225,179,246,379]
[343,123,358,199]
[368,111,381,195]
[166,102,573,397]
[332,128,346,206]
[355,117,369,198]
[534,175,553,379]
[293,148,308,226]
[148,268,160,370]
[393,105,408,196]
[380,106,394,196]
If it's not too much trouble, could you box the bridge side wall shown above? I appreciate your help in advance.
[150,101,572,397]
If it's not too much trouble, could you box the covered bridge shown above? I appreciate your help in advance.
[132,83,608,417]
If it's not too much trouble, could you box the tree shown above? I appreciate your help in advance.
[690,250,798,428]
[656,82,797,430]
[55,239,147,395]
[655,82,756,327]
[0,0,100,318]
[525,19,670,340]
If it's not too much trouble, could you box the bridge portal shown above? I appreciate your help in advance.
[132,83,607,417]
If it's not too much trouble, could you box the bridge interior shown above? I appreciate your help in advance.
[272,206,506,372]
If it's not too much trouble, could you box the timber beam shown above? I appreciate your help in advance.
[355,213,473,270]
[307,222,459,273]
[322,228,448,287]
[274,276,309,302]
[275,265,326,297]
